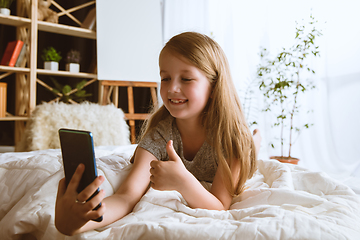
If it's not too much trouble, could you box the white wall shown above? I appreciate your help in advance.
[96,0,163,82]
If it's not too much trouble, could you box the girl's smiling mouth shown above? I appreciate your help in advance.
[170,99,188,104]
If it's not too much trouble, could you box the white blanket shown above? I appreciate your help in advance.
[0,145,359,240]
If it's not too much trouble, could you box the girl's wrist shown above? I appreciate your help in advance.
[177,170,197,194]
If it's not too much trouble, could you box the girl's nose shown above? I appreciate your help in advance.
[168,79,180,93]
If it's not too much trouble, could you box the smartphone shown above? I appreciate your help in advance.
[59,128,103,222]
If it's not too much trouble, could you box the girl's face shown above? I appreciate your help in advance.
[159,49,212,123]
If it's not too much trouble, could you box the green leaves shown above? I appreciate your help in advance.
[50,77,92,103]
[277,114,286,120]
[62,85,72,95]
[0,0,13,8]
[41,47,62,62]
[274,81,290,89]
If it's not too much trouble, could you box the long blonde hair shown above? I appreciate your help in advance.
[137,32,257,196]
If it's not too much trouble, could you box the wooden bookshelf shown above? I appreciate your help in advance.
[0,0,97,147]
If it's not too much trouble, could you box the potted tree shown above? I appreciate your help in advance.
[257,15,322,164]
[65,49,81,73]
[0,0,13,15]
[41,47,62,71]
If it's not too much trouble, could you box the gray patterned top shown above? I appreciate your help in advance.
[138,115,218,183]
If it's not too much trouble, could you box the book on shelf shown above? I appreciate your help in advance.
[0,40,24,67]
[81,8,96,30]
[15,44,27,67]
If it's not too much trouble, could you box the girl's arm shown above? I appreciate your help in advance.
[178,160,238,210]
[55,147,155,236]
[150,140,239,211]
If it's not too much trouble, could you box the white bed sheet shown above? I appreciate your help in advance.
[0,145,359,240]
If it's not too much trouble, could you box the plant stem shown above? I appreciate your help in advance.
[281,101,284,157]
[289,66,301,157]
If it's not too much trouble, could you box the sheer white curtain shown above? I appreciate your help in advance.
[162,0,210,43]
[162,0,360,192]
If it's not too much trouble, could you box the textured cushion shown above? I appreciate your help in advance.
[17,101,130,151]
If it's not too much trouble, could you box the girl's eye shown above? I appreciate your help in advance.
[182,78,192,82]
[161,78,170,82]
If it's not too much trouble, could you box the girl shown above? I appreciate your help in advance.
[55,32,260,236]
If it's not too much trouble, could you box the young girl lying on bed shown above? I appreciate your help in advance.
[55,31,262,236]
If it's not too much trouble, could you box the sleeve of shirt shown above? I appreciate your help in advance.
[137,119,170,161]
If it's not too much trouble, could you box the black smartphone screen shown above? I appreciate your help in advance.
[59,128,103,222]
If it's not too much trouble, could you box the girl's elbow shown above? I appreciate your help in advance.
[218,197,232,211]
[210,204,229,211]
[220,203,231,211]
[209,200,231,211]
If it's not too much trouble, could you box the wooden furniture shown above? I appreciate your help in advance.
[0,82,6,118]
[0,0,97,148]
[99,80,158,144]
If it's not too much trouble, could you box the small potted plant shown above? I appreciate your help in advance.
[41,47,62,71]
[65,49,81,73]
[0,0,13,15]
[50,77,92,103]
[257,15,322,164]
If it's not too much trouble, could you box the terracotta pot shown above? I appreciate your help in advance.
[270,156,299,165]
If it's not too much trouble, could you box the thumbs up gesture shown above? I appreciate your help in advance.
[150,140,189,191]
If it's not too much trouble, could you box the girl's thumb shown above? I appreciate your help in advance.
[166,140,178,161]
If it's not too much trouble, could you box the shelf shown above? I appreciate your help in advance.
[37,69,97,78]
[0,146,15,153]
[0,14,30,27]
[0,66,30,74]
[0,116,29,121]
[0,66,96,78]
[38,21,96,39]
[0,15,96,39]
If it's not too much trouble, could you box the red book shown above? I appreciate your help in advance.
[0,40,24,67]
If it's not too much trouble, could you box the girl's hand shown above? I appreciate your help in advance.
[150,140,190,191]
[55,164,106,236]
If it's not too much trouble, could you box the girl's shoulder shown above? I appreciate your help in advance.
[157,115,175,131]
[137,115,176,161]
[139,115,175,145]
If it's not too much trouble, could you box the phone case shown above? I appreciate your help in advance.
[59,128,103,222]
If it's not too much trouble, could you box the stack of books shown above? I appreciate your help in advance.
[0,40,27,67]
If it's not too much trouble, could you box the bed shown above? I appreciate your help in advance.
[0,144,359,240]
